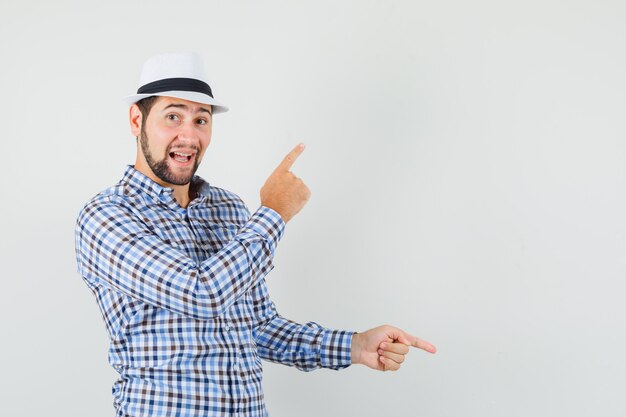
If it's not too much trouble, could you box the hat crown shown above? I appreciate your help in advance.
[138,52,208,86]
[124,52,229,114]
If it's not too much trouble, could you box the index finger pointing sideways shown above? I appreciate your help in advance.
[412,337,437,354]
[277,143,306,172]
[396,332,437,354]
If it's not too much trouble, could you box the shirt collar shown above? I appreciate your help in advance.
[121,165,210,208]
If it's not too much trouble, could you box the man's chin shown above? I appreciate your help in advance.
[163,174,194,186]
[167,166,198,185]
[154,168,195,186]
[148,158,200,187]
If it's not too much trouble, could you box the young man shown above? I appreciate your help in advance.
[75,53,436,417]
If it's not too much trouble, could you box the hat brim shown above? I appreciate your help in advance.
[123,90,229,114]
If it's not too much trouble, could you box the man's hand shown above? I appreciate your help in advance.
[351,325,436,371]
[260,143,311,223]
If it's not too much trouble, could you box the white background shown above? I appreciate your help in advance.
[1,1,625,416]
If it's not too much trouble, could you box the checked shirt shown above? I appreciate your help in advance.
[75,165,353,417]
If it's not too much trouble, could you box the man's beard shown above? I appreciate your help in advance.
[139,126,201,186]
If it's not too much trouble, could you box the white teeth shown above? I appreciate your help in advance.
[174,152,191,157]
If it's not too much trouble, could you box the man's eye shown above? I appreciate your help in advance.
[167,114,179,121]
[197,119,208,125]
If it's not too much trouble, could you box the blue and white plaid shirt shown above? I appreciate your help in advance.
[75,165,353,417]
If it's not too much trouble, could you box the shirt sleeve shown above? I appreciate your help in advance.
[249,278,354,371]
[75,196,285,320]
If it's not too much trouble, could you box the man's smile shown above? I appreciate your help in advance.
[168,148,198,167]
[168,146,198,167]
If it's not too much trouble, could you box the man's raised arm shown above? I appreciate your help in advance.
[75,144,311,321]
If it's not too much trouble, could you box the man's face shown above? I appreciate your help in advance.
[137,96,212,186]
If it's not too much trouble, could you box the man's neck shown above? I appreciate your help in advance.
[171,186,192,209]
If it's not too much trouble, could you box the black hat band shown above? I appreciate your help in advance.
[137,77,213,98]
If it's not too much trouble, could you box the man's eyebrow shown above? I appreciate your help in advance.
[162,103,212,115]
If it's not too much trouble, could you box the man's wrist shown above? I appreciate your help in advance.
[350,332,361,365]
[260,204,289,223]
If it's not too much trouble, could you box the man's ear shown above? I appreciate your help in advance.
[129,104,143,137]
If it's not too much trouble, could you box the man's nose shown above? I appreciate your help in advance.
[177,121,198,142]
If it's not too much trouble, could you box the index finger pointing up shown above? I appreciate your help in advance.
[276,143,306,172]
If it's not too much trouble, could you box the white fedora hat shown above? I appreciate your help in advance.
[123,52,229,114]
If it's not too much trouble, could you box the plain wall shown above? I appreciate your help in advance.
[1,1,625,416]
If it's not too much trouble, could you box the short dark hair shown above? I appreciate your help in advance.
[135,96,160,120]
